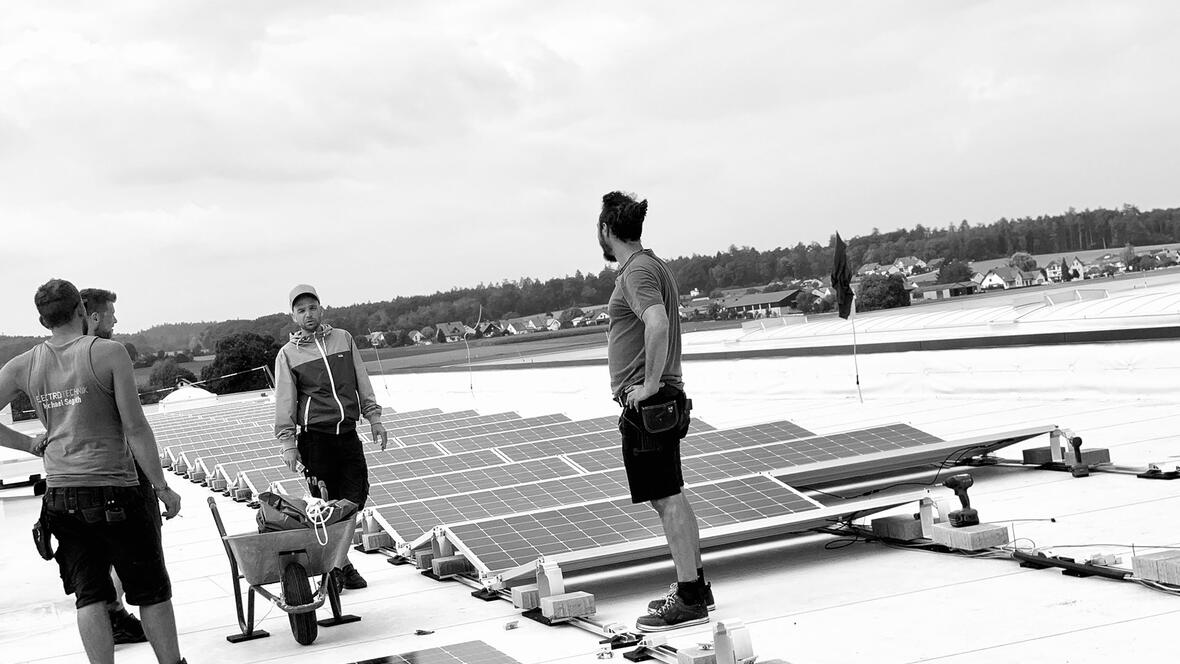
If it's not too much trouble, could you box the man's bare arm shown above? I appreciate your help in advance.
[99,341,181,517]
[624,305,670,408]
[0,357,39,454]
[99,342,168,486]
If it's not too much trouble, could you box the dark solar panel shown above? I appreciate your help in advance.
[349,641,522,664]
[681,424,944,483]
[368,457,579,507]
[397,414,572,447]
[446,476,818,573]
[225,443,449,488]
[438,416,618,454]
[384,412,523,438]
[497,431,618,462]
[375,471,630,543]
[368,450,507,483]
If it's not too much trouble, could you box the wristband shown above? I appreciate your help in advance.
[154,484,171,493]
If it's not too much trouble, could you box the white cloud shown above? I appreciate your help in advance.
[2,0,1179,334]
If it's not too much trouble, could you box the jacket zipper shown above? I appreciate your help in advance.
[313,335,346,434]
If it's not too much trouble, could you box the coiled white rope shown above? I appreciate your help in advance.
[304,497,331,546]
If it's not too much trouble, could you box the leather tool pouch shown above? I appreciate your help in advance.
[33,503,54,561]
[632,389,692,453]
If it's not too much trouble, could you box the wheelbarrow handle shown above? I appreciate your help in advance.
[208,496,229,539]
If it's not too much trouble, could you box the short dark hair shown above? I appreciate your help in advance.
[599,191,648,242]
[80,288,117,316]
[34,279,82,330]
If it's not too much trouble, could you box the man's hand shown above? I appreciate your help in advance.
[371,421,389,451]
[156,486,182,520]
[624,382,664,410]
[282,448,302,473]
[30,433,49,457]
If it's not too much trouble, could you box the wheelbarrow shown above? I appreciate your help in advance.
[208,496,361,645]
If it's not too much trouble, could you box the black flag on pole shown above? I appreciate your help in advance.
[832,232,854,319]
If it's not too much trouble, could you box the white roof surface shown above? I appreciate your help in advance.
[2,275,1179,663]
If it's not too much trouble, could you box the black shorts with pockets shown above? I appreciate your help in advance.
[619,385,691,504]
[45,485,172,609]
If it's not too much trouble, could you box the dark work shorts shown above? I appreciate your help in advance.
[45,486,172,609]
[298,428,370,507]
[619,386,687,504]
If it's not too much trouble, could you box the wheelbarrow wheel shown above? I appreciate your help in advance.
[281,561,318,645]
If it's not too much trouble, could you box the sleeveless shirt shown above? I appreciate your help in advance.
[26,336,137,487]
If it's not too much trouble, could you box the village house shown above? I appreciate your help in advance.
[722,289,801,317]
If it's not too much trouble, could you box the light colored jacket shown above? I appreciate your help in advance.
[274,324,381,452]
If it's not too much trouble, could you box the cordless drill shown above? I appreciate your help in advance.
[942,474,980,527]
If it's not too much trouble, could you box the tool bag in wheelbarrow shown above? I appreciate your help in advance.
[256,492,358,537]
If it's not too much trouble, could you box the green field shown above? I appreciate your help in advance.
[359,319,741,373]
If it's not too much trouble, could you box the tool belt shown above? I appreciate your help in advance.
[621,385,692,453]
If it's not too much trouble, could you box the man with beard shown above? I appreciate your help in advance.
[274,284,388,590]
[80,288,154,646]
[596,191,712,632]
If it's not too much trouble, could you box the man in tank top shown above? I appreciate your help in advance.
[0,279,187,664]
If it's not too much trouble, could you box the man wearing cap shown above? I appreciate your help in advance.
[274,284,388,589]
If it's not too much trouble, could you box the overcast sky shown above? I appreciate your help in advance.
[2,1,1178,335]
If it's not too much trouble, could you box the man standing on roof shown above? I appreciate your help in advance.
[0,279,186,664]
[80,287,158,646]
[274,284,388,590]
[597,191,711,632]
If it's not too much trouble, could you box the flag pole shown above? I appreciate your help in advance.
[850,295,863,403]
[831,231,863,403]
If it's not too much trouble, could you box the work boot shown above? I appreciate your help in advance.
[636,593,708,632]
[109,607,147,644]
[340,564,367,590]
[646,581,715,612]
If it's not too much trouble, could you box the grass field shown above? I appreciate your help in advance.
[359,319,742,373]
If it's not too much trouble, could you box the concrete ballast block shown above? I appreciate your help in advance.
[1022,446,1111,466]
[676,646,717,664]
[414,550,435,570]
[871,514,924,541]
[539,591,595,621]
[929,523,1010,551]
[362,532,393,551]
[1132,551,1180,583]
[511,584,540,610]
[432,555,474,578]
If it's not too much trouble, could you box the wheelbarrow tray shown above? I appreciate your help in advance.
[224,517,356,586]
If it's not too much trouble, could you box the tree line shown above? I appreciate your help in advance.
[4,204,1179,374]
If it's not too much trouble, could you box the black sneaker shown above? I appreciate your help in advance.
[646,582,715,612]
[636,593,708,632]
[109,608,148,644]
[340,564,368,590]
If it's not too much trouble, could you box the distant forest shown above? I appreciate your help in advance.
[3,204,1178,366]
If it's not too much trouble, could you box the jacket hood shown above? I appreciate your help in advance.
[289,323,334,346]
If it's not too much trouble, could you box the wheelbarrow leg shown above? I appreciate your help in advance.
[317,572,361,628]
[209,497,271,643]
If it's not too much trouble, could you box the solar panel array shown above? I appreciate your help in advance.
[370,422,932,548]
[447,476,821,574]
[148,394,1048,585]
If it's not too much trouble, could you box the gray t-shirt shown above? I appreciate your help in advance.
[607,250,684,398]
